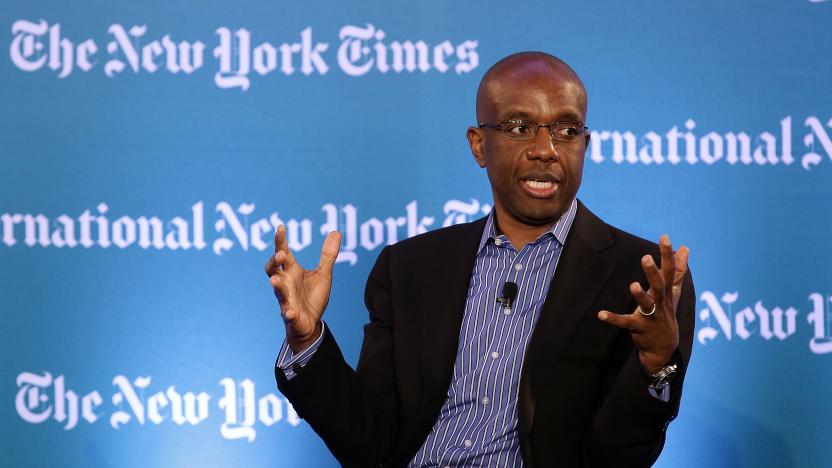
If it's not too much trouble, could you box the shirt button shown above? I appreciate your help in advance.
[481,397,489,405]
[491,351,499,359]
[464,439,473,447]
[503,308,511,315]
[514,263,522,271]
[494,238,502,246]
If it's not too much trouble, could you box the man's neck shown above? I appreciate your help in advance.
[492,209,557,251]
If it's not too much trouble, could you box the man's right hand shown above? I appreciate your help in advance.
[264,225,342,353]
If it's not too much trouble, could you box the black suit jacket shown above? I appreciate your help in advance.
[276,201,695,467]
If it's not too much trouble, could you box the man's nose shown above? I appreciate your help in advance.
[526,125,559,161]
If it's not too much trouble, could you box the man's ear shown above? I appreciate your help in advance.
[467,126,487,168]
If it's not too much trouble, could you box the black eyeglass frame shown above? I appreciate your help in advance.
[478,120,589,142]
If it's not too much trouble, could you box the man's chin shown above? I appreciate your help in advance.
[514,207,566,227]
[494,196,570,227]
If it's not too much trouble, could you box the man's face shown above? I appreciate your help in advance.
[468,62,589,228]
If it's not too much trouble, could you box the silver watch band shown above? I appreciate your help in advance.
[648,363,678,390]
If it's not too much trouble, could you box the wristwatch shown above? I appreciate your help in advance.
[648,363,678,390]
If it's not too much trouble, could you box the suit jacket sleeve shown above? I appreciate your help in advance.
[582,268,696,467]
[275,245,399,467]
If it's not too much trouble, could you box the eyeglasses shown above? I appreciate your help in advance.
[478,120,588,142]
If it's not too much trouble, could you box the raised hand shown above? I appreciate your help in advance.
[597,235,690,374]
[264,225,342,353]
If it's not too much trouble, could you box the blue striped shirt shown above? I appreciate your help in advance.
[408,199,578,467]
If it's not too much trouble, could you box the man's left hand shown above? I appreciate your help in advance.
[597,235,690,374]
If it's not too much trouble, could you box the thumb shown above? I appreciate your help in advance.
[598,310,637,331]
[318,231,342,275]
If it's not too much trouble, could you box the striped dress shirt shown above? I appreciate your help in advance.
[408,199,577,467]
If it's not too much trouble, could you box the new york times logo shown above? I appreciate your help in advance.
[15,372,301,440]
[698,291,832,355]
[0,199,491,263]
[591,116,832,171]
[9,20,479,90]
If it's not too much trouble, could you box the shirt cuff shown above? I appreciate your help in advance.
[647,385,670,402]
[276,322,326,380]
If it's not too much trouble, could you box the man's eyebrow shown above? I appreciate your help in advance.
[499,110,584,123]
[557,111,583,122]
[500,110,534,121]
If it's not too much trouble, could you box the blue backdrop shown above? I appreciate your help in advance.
[2,1,831,467]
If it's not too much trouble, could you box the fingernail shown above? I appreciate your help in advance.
[598,311,608,320]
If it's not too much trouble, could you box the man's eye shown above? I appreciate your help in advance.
[556,126,580,136]
[507,124,532,135]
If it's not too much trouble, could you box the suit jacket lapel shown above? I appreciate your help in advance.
[518,201,615,464]
[420,217,486,416]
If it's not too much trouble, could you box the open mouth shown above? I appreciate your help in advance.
[525,179,554,190]
[520,176,560,198]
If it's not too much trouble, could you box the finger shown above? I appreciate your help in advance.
[641,254,666,303]
[269,274,289,306]
[273,226,281,253]
[317,231,342,276]
[598,309,642,332]
[659,235,675,291]
[272,250,292,270]
[265,251,291,276]
[629,282,656,315]
[273,225,297,267]
[673,245,690,287]
[264,255,277,277]
[281,306,296,323]
[671,245,690,308]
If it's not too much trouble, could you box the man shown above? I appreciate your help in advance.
[265,51,694,467]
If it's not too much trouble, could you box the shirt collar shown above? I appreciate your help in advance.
[477,198,578,253]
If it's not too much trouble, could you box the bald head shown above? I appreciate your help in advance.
[475,52,587,123]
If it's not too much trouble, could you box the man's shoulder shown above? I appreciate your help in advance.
[386,217,487,258]
[576,202,659,257]
[367,218,485,279]
[607,223,659,253]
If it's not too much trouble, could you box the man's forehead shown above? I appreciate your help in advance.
[480,70,586,120]
[476,54,586,121]
[489,74,583,98]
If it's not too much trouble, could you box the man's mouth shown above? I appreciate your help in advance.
[525,179,554,190]
[520,177,559,197]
